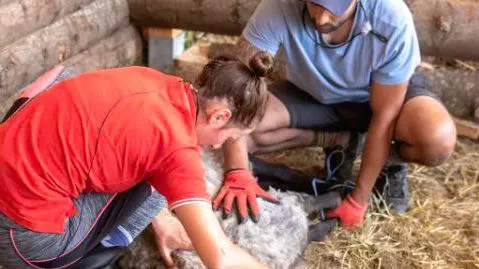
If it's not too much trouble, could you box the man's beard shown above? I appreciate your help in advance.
[315,17,349,34]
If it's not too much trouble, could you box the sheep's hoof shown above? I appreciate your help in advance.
[308,219,338,242]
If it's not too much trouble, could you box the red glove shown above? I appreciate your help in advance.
[212,169,279,223]
[327,194,367,228]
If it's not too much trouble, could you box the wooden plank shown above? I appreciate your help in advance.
[144,27,185,72]
[454,117,479,140]
[142,27,183,38]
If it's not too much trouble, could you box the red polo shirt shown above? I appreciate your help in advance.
[0,66,209,233]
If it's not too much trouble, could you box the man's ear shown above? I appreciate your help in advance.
[208,108,232,128]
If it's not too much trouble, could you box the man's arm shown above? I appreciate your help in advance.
[352,81,408,204]
[328,81,408,226]
[174,203,268,269]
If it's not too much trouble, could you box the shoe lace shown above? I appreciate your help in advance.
[311,148,355,196]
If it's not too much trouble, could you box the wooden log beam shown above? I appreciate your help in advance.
[63,25,142,73]
[0,25,143,119]
[0,0,96,48]
[128,0,257,36]
[0,0,129,101]
[0,0,13,6]
[408,0,479,61]
[416,66,479,123]
[128,0,479,61]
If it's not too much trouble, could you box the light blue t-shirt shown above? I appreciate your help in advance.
[243,0,421,104]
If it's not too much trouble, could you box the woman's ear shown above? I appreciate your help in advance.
[208,108,232,128]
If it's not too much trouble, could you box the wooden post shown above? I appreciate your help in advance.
[143,27,185,72]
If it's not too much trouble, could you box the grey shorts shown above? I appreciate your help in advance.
[271,74,440,132]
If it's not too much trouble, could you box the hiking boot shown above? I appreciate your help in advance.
[374,163,409,213]
[323,132,365,184]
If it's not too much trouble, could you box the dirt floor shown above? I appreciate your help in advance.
[257,138,479,269]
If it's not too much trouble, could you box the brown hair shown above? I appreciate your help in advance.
[194,52,273,128]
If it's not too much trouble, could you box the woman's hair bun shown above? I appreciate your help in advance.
[248,51,274,77]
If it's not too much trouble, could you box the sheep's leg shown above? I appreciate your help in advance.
[308,219,338,242]
[299,191,341,214]
[249,155,316,194]
[250,155,355,198]
[305,192,342,242]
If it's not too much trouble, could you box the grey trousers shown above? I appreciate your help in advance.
[0,183,166,269]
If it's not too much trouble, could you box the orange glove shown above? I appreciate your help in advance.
[327,194,367,228]
[212,169,279,223]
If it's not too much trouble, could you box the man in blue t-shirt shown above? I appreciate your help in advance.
[213,0,456,228]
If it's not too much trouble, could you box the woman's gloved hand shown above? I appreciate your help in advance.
[212,169,280,223]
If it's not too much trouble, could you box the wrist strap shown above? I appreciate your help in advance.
[224,168,249,174]
[346,195,368,210]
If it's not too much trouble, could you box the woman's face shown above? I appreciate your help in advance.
[194,98,257,149]
[197,124,255,149]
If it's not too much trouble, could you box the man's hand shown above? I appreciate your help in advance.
[327,194,368,228]
[151,213,194,267]
[212,169,279,223]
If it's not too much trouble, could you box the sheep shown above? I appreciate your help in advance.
[117,150,341,269]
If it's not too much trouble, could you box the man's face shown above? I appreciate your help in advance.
[306,2,354,34]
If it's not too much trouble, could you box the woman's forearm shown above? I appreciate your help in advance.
[222,243,268,269]
[223,136,250,171]
[174,203,268,269]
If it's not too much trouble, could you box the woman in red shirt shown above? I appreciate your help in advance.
[0,52,276,269]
